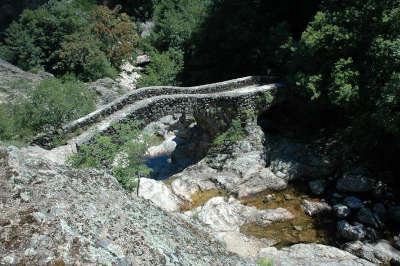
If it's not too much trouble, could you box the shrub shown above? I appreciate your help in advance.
[138,48,183,86]
[68,121,153,190]
[0,77,95,141]
[213,119,246,146]
[57,34,117,81]
[91,5,139,67]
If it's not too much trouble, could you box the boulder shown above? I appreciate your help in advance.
[337,220,366,240]
[138,178,182,212]
[301,199,332,216]
[258,243,374,266]
[343,196,364,209]
[388,206,400,223]
[333,204,351,218]
[345,240,400,265]
[356,207,381,228]
[187,196,294,232]
[0,146,250,265]
[136,54,151,66]
[308,179,326,195]
[336,173,374,192]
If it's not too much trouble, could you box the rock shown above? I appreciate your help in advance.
[388,206,400,223]
[170,165,217,201]
[139,21,154,37]
[394,240,400,250]
[308,179,325,195]
[136,54,151,66]
[266,135,334,181]
[138,178,182,212]
[333,204,351,218]
[336,173,374,192]
[343,196,364,209]
[185,196,293,258]
[0,146,250,265]
[215,231,276,257]
[187,196,294,232]
[117,61,141,90]
[301,199,332,216]
[345,240,400,265]
[356,207,381,228]
[337,220,366,240]
[0,59,42,103]
[87,78,125,106]
[259,243,374,266]
[372,203,386,219]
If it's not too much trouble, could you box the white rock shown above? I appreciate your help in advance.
[138,178,182,212]
[259,243,374,266]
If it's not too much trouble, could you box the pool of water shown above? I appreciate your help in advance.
[240,186,336,248]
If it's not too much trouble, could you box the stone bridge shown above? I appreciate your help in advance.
[34,76,282,149]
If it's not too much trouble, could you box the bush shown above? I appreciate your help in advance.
[213,119,246,146]
[57,34,117,81]
[138,48,183,86]
[0,77,95,141]
[68,121,153,190]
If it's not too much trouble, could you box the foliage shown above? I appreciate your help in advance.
[97,0,158,21]
[91,5,138,66]
[0,78,95,141]
[1,0,137,81]
[57,34,117,81]
[138,48,183,86]
[213,119,246,146]
[68,121,152,190]
[288,0,400,164]
[256,258,274,266]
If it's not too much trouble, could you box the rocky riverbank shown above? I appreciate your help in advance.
[136,112,400,265]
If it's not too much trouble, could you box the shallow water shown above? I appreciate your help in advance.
[240,186,336,248]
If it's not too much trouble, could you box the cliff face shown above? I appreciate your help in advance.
[0,0,47,37]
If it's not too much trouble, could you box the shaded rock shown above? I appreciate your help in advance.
[372,203,386,219]
[356,207,381,228]
[336,173,374,192]
[138,178,182,212]
[333,204,350,218]
[259,243,374,266]
[337,220,366,240]
[345,240,400,265]
[308,179,326,195]
[301,199,332,216]
[388,206,400,223]
[343,196,364,209]
[266,135,334,181]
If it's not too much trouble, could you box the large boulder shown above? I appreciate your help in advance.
[336,173,374,193]
[138,178,182,212]
[337,220,366,241]
[301,199,332,216]
[258,243,374,266]
[345,240,400,265]
[0,59,43,103]
[0,146,250,265]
